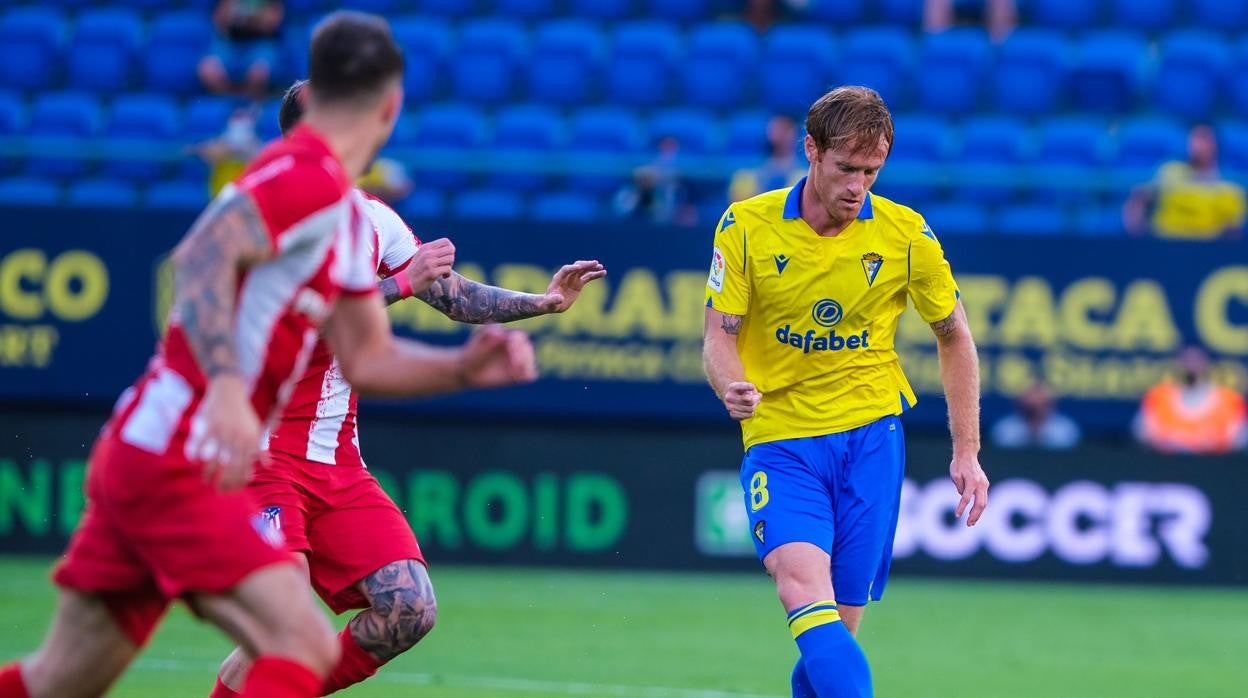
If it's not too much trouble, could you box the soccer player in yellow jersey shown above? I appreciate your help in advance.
[703,86,990,697]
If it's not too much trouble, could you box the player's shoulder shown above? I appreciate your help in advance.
[238,127,353,238]
[732,186,791,221]
[867,192,937,244]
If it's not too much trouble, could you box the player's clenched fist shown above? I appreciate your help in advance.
[460,325,538,388]
[406,238,456,294]
[722,381,761,421]
[187,375,263,491]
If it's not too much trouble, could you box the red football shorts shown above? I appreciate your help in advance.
[247,451,425,614]
[53,436,295,647]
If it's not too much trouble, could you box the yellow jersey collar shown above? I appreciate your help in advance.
[782,177,874,221]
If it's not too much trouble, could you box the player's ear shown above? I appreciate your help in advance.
[379,82,402,129]
[803,134,819,164]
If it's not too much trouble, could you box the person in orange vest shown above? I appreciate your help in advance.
[1133,346,1247,454]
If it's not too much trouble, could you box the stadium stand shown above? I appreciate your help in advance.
[0,0,1243,233]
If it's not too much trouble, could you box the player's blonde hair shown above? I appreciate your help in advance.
[805,86,894,157]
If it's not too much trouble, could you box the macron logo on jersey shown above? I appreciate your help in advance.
[774,254,790,275]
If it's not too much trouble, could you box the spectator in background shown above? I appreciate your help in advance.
[198,0,284,98]
[991,379,1081,450]
[1134,346,1247,455]
[727,115,805,203]
[614,136,696,225]
[1123,125,1246,240]
[924,0,1017,42]
[357,157,414,204]
[188,105,260,197]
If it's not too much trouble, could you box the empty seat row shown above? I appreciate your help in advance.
[7,6,1248,119]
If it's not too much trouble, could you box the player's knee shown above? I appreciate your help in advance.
[365,561,437,652]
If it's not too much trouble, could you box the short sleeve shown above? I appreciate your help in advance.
[907,219,960,324]
[333,198,382,296]
[237,154,348,253]
[360,195,420,277]
[704,204,750,316]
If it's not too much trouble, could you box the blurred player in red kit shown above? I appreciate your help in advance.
[208,80,606,697]
[0,12,538,698]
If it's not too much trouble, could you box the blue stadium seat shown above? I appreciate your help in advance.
[0,91,23,136]
[1217,121,1248,173]
[184,96,239,141]
[418,0,478,17]
[494,0,556,19]
[146,12,214,96]
[1032,117,1110,204]
[450,188,525,220]
[1192,0,1248,34]
[0,8,67,91]
[413,103,488,190]
[146,181,208,210]
[682,23,760,111]
[27,91,103,177]
[530,191,599,222]
[959,116,1030,203]
[1029,0,1103,30]
[608,22,681,107]
[760,26,837,115]
[917,29,991,115]
[391,17,453,104]
[887,115,953,203]
[566,107,646,193]
[1070,31,1149,113]
[488,104,564,192]
[650,108,720,156]
[107,94,181,181]
[527,20,604,107]
[1115,117,1187,172]
[1155,32,1231,121]
[992,29,1069,115]
[1231,40,1248,117]
[1110,0,1175,33]
[68,179,138,209]
[644,0,707,22]
[338,0,405,12]
[68,8,143,93]
[996,204,1066,236]
[256,100,282,142]
[397,189,446,220]
[0,177,61,206]
[723,110,773,159]
[920,201,991,236]
[878,0,924,24]
[802,0,866,23]
[452,19,527,106]
[1073,205,1126,237]
[571,0,634,20]
[839,27,915,109]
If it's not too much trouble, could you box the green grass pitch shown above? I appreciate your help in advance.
[1,558,1246,697]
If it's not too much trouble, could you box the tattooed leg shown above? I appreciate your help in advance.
[349,560,437,662]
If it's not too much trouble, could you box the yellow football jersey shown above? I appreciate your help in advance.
[705,178,959,448]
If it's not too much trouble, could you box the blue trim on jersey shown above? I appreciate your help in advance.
[900,392,911,411]
[782,177,873,221]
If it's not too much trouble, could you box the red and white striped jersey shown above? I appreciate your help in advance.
[107,125,378,460]
[263,188,421,467]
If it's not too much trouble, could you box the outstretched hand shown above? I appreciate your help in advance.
[537,260,607,313]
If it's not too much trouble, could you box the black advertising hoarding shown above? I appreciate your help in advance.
[0,409,1244,585]
[1,205,1245,436]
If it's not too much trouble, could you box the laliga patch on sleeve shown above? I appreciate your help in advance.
[708,247,726,293]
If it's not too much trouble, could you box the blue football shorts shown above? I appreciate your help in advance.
[740,415,906,606]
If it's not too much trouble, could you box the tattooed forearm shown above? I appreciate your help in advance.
[931,311,959,340]
[417,273,547,323]
[721,313,744,335]
[379,276,404,306]
[172,193,271,378]
[349,560,437,662]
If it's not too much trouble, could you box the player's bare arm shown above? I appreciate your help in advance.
[324,292,537,397]
[414,260,607,322]
[172,192,273,379]
[703,307,760,421]
[171,192,274,490]
[931,301,989,526]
